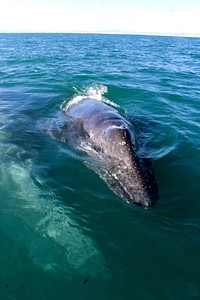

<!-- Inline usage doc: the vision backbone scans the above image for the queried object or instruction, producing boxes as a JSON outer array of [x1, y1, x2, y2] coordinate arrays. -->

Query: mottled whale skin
[[60, 98, 158, 207]]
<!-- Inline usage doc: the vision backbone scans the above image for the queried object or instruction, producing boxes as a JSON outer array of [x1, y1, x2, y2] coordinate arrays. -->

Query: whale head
[[97, 124, 158, 207]]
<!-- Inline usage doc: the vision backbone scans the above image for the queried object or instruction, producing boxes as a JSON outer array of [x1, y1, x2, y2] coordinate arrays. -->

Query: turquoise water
[[0, 33, 200, 299]]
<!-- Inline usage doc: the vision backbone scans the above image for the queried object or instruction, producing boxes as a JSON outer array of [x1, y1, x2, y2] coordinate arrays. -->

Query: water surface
[[0, 33, 200, 299]]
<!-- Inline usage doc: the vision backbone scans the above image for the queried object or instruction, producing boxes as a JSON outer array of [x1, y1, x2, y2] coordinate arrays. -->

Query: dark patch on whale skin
[[61, 98, 158, 207]]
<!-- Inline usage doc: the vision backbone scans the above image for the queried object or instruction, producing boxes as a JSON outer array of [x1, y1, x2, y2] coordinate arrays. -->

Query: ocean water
[[0, 33, 200, 300]]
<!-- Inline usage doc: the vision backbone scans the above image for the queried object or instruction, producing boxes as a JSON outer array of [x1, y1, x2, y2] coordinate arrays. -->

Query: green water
[[0, 33, 200, 299]]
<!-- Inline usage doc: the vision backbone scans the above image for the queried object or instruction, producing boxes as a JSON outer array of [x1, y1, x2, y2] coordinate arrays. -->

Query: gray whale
[[57, 98, 158, 207]]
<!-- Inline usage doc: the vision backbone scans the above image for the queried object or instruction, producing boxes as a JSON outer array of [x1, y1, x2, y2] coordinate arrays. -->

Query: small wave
[[61, 84, 119, 112]]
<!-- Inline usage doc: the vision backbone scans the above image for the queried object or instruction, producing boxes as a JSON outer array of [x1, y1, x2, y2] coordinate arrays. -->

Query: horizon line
[[0, 31, 200, 38]]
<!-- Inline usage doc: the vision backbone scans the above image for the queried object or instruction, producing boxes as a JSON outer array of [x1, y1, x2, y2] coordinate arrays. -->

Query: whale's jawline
[[86, 154, 158, 208]]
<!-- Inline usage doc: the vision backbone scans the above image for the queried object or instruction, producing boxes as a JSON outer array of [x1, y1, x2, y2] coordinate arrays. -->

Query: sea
[[0, 33, 200, 300]]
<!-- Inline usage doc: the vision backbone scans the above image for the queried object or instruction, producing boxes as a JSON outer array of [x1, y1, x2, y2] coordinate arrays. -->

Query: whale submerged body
[[55, 98, 158, 207]]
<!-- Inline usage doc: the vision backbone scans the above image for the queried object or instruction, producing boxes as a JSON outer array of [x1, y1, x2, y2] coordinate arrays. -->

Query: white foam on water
[[61, 84, 119, 112]]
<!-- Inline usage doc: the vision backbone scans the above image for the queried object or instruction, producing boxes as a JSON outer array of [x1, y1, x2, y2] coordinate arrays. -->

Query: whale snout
[[132, 186, 159, 207], [128, 162, 159, 207], [121, 178, 159, 207]]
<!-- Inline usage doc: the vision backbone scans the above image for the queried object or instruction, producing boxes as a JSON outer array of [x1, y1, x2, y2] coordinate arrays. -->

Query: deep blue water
[[0, 33, 200, 300]]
